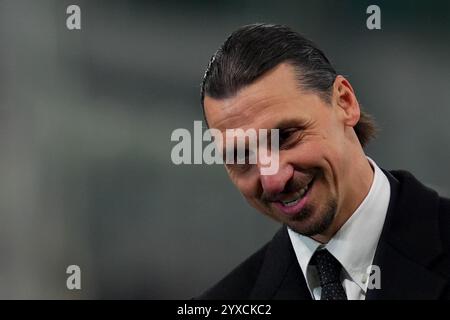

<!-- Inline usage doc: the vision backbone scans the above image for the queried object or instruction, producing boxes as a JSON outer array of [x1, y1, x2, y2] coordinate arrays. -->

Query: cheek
[[284, 140, 341, 190], [285, 141, 329, 167], [227, 171, 260, 199], [241, 182, 261, 201]]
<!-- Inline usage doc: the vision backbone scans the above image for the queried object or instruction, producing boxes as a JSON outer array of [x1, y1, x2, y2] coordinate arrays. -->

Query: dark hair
[[201, 23, 377, 147]]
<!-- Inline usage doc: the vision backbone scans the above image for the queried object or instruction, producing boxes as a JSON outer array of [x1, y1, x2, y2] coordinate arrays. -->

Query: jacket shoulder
[[197, 242, 270, 300], [439, 195, 450, 250], [390, 169, 450, 249]]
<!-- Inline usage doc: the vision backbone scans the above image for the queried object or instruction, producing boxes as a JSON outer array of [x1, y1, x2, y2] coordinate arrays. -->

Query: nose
[[259, 163, 294, 196]]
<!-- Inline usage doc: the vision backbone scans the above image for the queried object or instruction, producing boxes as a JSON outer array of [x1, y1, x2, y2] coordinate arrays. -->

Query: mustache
[[261, 171, 317, 202]]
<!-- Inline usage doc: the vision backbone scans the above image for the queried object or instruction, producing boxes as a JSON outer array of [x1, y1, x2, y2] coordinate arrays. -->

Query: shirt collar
[[288, 157, 391, 293]]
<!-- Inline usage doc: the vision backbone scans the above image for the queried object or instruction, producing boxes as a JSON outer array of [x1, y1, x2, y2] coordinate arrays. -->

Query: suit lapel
[[367, 170, 448, 299], [366, 240, 447, 299], [250, 226, 312, 300]]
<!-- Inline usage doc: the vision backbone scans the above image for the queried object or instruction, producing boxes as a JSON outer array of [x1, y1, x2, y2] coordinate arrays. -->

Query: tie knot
[[312, 249, 343, 286]]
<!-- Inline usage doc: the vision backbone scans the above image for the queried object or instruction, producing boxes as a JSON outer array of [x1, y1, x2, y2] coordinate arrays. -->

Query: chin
[[286, 200, 337, 237]]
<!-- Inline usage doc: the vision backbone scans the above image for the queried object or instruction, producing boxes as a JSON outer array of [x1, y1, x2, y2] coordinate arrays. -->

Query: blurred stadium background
[[0, 0, 449, 298]]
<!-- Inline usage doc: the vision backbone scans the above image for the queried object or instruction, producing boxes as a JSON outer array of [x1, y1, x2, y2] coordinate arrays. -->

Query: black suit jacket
[[199, 170, 450, 300]]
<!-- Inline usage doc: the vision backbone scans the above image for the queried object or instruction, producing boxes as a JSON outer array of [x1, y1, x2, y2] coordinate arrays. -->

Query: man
[[198, 24, 450, 300]]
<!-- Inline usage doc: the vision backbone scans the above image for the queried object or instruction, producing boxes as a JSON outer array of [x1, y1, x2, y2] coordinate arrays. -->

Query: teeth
[[299, 186, 307, 197], [281, 185, 309, 206], [282, 198, 300, 207]]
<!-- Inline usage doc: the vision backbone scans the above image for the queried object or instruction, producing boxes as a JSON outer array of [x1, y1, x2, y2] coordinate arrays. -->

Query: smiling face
[[204, 63, 373, 243]]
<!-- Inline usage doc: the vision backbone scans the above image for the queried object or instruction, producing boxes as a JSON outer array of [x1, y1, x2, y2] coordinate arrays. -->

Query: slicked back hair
[[201, 23, 377, 147]]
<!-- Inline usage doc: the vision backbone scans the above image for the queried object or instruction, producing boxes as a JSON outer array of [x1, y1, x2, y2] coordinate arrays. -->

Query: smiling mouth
[[280, 178, 314, 204], [279, 184, 310, 207], [272, 177, 315, 215]]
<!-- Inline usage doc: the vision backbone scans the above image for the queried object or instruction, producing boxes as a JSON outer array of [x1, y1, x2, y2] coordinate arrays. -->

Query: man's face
[[204, 63, 361, 239]]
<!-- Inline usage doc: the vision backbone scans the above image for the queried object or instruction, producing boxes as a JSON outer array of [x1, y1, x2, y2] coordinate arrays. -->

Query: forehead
[[204, 63, 324, 131]]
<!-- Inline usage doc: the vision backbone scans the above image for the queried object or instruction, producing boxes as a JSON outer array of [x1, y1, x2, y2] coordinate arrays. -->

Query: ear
[[332, 75, 360, 127]]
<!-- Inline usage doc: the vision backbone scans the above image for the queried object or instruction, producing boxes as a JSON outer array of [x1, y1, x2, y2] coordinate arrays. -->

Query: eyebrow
[[272, 118, 311, 131]]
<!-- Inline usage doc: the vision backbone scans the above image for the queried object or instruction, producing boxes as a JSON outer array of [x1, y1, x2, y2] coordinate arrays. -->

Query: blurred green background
[[0, 0, 449, 298]]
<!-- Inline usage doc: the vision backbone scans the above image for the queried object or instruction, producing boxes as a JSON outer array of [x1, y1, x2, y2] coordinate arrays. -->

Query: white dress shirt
[[288, 157, 391, 300]]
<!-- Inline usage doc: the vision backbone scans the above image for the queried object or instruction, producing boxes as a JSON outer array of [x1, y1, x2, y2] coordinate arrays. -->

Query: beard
[[287, 197, 337, 237]]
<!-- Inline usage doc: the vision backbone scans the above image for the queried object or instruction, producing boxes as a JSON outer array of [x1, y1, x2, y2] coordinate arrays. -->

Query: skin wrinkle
[[204, 63, 373, 244]]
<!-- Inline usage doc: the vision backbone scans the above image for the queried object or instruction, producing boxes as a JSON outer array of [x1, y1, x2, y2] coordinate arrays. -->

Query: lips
[[273, 178, 314, 216], [279, 184, 310, 207]]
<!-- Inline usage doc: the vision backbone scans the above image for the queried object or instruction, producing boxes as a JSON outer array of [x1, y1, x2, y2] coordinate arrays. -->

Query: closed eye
[[279, 128, 304, 149]]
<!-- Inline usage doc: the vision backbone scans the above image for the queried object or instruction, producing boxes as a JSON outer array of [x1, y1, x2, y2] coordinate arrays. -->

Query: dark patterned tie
[[312, 249, 348, 300]]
